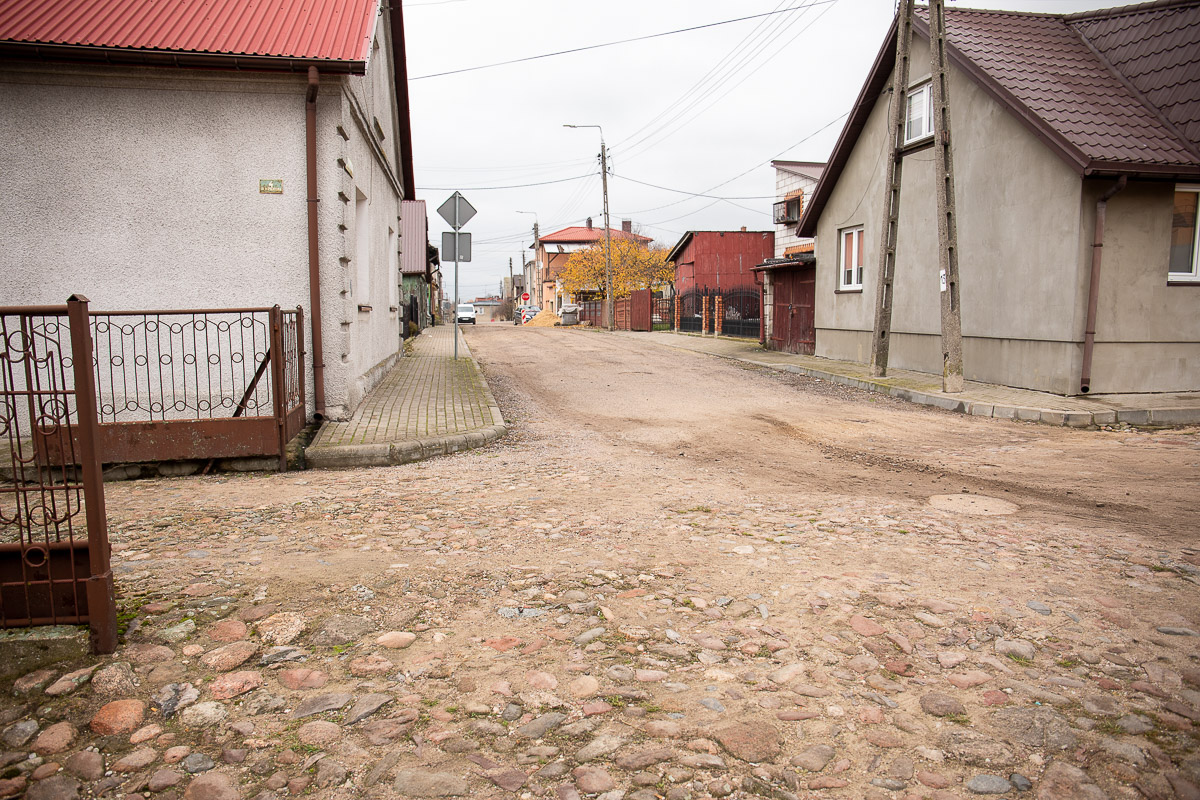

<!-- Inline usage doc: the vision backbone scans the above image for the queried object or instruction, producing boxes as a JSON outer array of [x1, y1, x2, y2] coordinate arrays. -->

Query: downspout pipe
[[306, 66, 327, 419], [1080, 175, 1127, 394]]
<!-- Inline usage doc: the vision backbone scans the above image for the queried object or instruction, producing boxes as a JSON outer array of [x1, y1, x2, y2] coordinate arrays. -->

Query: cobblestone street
[[2, 326, 1197, 800]]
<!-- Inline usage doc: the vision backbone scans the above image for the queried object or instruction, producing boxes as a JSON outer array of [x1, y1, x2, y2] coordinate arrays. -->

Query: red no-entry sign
[[521, 293, 530, 302]]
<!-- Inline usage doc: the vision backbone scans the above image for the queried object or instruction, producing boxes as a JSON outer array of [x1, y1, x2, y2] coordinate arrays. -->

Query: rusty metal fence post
[[66, 296, 117, 653], [269, 306, 288, 472]]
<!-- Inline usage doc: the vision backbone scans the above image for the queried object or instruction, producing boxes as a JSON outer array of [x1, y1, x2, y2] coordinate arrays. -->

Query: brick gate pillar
[[715, 295, 724, 337], [701, 295, 709, 334]]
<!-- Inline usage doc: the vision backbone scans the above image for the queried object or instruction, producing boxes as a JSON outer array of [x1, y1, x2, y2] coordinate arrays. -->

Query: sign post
[[437, 192, 477, 359], [521, 292, 530, 303]]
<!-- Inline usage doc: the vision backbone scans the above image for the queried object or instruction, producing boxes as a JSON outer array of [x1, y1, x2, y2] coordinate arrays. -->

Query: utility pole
[[929, 0, 964, 392], [599, 141, 614, 331], [508, 257, 514, 307], [564, 124, 613, 330], [870, 0, 914, 378]]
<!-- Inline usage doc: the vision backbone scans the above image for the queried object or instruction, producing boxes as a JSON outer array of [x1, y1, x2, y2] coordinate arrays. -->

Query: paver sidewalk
[[612, 330, 1200, 427], [305, 324, 505, 468]]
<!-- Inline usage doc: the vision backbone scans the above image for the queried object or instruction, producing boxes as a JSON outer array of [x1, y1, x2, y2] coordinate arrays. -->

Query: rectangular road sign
[[441, 231, 472, 262]]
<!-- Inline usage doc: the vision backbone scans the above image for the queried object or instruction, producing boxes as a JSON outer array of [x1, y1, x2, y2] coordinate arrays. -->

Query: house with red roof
[[533, 218, 652, 311], [797, 0, 1200, 396], [0, 0, 418, 420]]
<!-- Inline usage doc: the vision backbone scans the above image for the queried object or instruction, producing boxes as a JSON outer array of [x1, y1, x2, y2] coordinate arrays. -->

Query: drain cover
[[928, 494, 1019, 515]]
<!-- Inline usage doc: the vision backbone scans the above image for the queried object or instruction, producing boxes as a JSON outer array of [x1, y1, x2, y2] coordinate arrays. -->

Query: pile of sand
[[523, 309, 560, 327]]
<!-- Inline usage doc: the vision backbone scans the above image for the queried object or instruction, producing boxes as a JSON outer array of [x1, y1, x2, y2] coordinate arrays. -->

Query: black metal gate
[[653, 297, 673, 330], [1, 296, 117, 653], [677, 291, 704, 333], [721, 287, 761, 339]]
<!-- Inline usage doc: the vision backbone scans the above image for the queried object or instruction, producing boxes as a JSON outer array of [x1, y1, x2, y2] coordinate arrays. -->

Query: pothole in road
[[928, 493, 1020, 515]]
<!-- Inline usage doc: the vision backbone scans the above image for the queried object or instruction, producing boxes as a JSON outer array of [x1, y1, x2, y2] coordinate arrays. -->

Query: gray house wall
[[809, 34, 1200, 395], [0, 15, 408, 419]]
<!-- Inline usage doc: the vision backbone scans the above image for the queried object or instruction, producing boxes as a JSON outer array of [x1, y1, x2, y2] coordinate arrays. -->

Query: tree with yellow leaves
[[558, 239, 674, 298]]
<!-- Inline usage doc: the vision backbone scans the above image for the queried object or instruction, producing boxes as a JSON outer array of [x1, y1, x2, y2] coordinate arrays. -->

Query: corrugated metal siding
[[400, 200, 427, 276], [674, 231, 775, 295], [0, 0, 377, 63]]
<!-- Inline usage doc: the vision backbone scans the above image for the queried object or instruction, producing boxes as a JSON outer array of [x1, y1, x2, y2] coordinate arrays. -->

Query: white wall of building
[[0, 20, 410, 420]]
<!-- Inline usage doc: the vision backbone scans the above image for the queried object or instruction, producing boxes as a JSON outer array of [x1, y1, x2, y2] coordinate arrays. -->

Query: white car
[[456, 304, 477, 324]]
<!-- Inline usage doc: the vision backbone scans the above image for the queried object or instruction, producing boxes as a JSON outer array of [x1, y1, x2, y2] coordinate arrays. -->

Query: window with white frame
[[905, 82, 933, 144], [1170, 185, 1199, 282], [839, 226, 864, 290]]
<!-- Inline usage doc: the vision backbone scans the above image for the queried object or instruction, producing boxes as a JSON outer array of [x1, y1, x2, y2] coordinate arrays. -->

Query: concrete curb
[[647, 336, 1200, 428], [304, 353, 508, 470]]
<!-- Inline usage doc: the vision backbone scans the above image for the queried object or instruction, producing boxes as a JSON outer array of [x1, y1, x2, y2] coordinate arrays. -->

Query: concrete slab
[[0, 626, 89, 683]]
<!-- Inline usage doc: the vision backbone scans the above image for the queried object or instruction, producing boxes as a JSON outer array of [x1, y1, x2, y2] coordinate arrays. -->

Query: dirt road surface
[[2, 324, 1197, 800]]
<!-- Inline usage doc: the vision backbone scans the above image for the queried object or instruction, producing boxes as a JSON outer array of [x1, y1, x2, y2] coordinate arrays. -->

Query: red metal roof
[[539, 226, 653, 245], [0, 0, 378, 65]]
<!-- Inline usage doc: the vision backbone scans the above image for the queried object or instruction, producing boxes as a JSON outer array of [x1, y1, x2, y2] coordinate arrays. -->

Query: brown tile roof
[[799, 0, 1200, 237], [1070, 1, 1200, 147], [935, 3, 1199, 169]]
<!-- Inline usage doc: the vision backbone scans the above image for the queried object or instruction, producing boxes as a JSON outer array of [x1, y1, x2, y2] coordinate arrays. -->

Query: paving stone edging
[[304, 359, 507, 470], [745, 360, 1200, 427]]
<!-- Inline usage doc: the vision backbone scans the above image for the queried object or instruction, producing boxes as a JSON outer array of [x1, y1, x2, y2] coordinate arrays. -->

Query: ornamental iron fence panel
[[0, 296, 117, 652], [36, 306, 307, 470], [677, 290, 704, 333], [720, 286, 762, 339], [652, 297, 674, 330]]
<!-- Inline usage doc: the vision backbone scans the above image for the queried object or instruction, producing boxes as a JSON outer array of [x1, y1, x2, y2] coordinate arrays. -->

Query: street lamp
[[564, 124, 613, 331], [516, 210, 538, 308]]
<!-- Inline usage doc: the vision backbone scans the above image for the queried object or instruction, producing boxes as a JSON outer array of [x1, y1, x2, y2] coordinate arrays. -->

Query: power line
[[613, 173, 775, 201], [617, 0, 839, 167], [410, 1, 838, 80], [417, 173, 592, 191]]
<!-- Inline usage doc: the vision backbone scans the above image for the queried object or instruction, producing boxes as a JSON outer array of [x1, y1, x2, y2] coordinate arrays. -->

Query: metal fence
[[579, 300, 604, 327], [653, 298, 674, 331], [2, 299, 307, 650], [677, 291, 704, 332], [1, 297, 116, 652], [721, 287, 762, 339], [75, 306, 306, 469]]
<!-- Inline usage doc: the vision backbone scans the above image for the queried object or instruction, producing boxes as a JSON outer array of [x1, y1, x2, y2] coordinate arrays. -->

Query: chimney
[[741, 226, 747, 232], [622, 220, 632, 233], [586, 217, 593, 229]]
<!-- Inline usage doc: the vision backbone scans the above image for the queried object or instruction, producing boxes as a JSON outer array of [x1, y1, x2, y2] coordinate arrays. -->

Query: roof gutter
[[389, 1, 416, 199], [306, 66, 327, 419], [0, 42, 365, 73], [1080, 175, 1127, 395]]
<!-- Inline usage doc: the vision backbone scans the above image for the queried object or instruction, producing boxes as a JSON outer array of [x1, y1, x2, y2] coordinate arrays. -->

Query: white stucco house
[[0, 0, 418, 421]]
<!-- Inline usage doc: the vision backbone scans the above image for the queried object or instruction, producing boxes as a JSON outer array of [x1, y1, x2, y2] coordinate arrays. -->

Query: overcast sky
[[403, 0, 1122, 300]]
